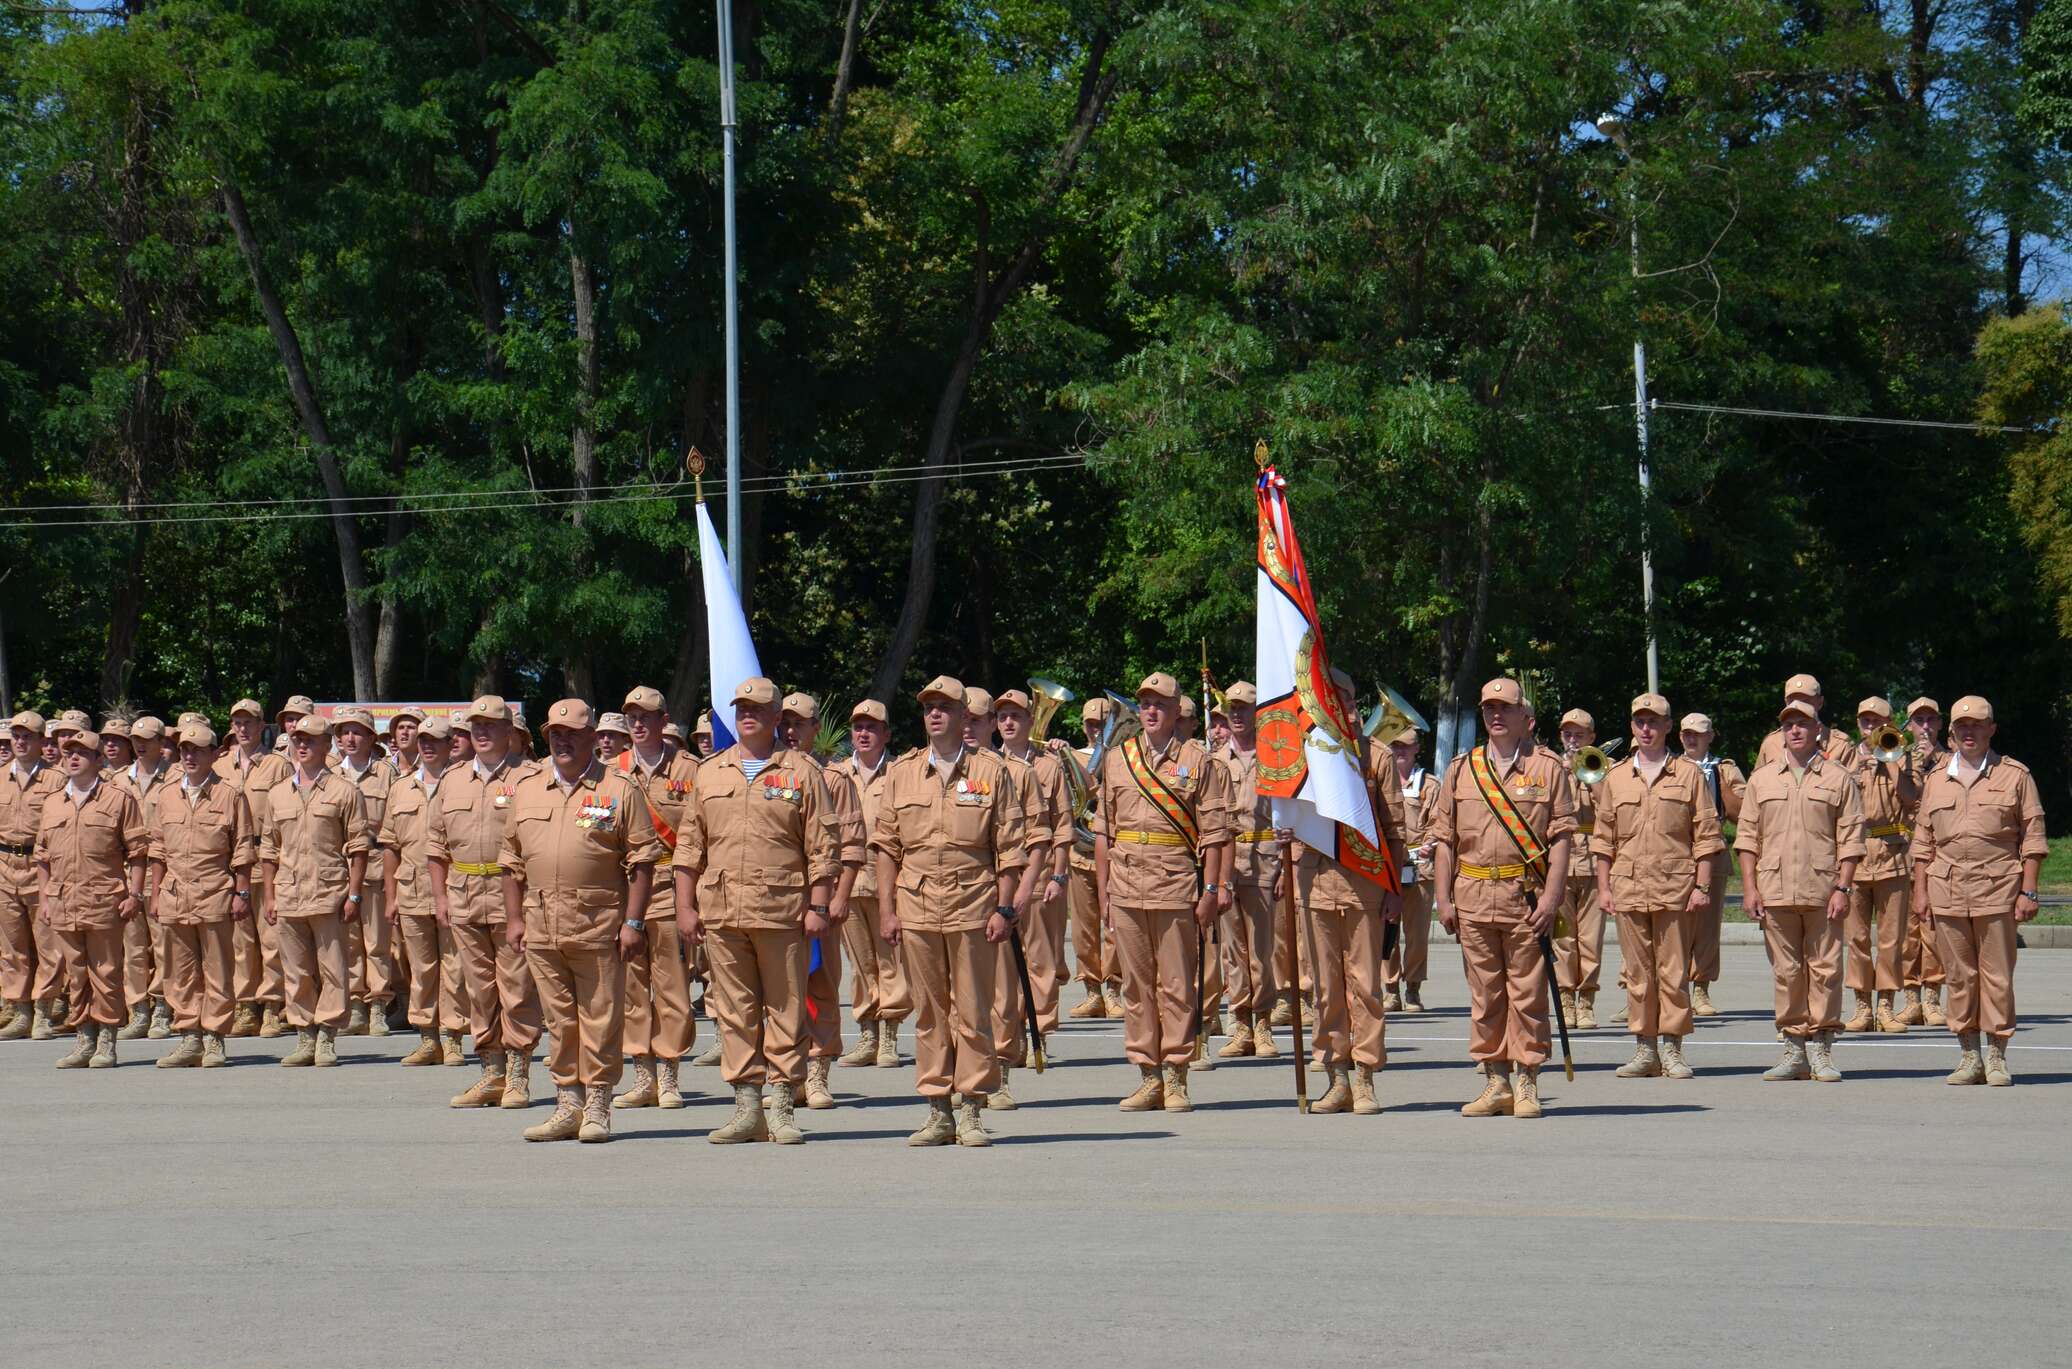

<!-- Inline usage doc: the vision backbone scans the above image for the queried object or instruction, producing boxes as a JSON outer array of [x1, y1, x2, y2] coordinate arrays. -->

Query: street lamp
[[1596, 113, 1660, 697]]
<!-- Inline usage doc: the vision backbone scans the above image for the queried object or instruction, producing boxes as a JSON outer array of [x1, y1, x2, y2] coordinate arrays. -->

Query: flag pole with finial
[[1256, 439, 1309, 1111]]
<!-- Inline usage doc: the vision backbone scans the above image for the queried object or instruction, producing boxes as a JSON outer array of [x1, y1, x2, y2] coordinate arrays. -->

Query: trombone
[[1568, 737, 1623, 786], [1866, 724, 1908, 764]]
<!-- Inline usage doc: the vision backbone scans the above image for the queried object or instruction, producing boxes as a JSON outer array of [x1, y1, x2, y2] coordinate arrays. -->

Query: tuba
[[1027, 677, 1074, 742], [1069, 691, 1142, 856], [1571, 745, 1613, 786], [1867, 724, 1908, 764]]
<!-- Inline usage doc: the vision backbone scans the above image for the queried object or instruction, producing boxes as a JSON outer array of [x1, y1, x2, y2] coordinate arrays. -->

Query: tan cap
[[1907, 696, 1940, 718], [781, 691, 821, 721], [8, 710, 45, 733], [175, 722, 218, 748], [850, 699, 889, 724], [1558, 708, 1594, 731], [1225, 681, 1258, 706], [448, 711, 472, 730], [1386, 726, 1419, 747], [56, 709, 91, 732], [62, 730, 101, 754], [417, 716, 453, 742], [1778, 699, 1820, 724], [1082, 696, 1112, 723], [1136, 672, 1180, 700], [229, 698, 265, 720], [176, 712, 209, 729], [544, 698, 594, 732], [1783, 673, 1822, 700], [1678, 712, 1714, 735], [694, 710, 713, 737], [130, 716, 165, 740], [275, 694, 315, 723], [993, 689, 1032, 712], [1178, 695, 1199, 719], [333, 705, 377, 735], [729, 677, 775, 707], [1479, 678, 1523, 705], [99, 718, 131, 739], [662, 723, 685, 744], [387, 705, 425, 725], [1854, 696, 1892, 721], [1630, 692, 1671, 719], [622, 685, 666, 713], [1949, 695, 1993, 723], [917, 675, 964, 705], [288, 714, 331, 739], [962, 687, 994, 717], [466, 695, 512, 724], [594, 711, 631, 737]]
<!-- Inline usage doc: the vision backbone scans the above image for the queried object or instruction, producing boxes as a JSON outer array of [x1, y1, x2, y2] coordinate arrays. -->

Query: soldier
[[97, 720, 155, 1040], [1736, 699, 1865, 1081], [1677, 714, 1744, 1018], [831, 700, 909, 1069], [1843, 698, 1922, 1034], [671, 677, 839, 1145], [692, 711, 716, 760], [380, 715, 467, 1066], [427, 696, 543, 1109], [994, 689, 1072, 1066], [1295, 672, 1406, 1115], [38, 730, 149, 1068], [1065, 697, 1121, 1020], [779, 691, 866, 1111], [1592, 693, 1723, 1081], [332, 707, 399, 1037], [610, 685, 700, 1111], [144, 723, 256, 1068], [1214, 682, 1281, 1058], [979, 687, 1064, 1099], [498, 699, 663, 1143], [1550, 709, 1604, 1031], [387, 707, 424, 774], [1093, 672, 1233, 1113], [1385, 722, 1437, 1016], [1901, 697, 1950, 1026], [257, 715, 369, 1068], [872, 676, 1026, 1145], [2, 712, 65, 1042], [1755, 674, 1856, 769], [119, 717, 178, 1039], [1430, 678, 1576, 1119], [594, 713, 630, 763], [216, 698, 291, 1037], [1912, 696, 2047, 1086]]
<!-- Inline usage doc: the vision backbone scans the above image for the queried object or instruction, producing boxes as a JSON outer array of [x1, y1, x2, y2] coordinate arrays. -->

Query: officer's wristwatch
[[2018, 890, 2040, 903], [809, 903, 831, 916], [1832, 884, 1853, 896], [624, 917, 646, 931], [996, 904, 1018, 923], [346, 892, 363, 905]]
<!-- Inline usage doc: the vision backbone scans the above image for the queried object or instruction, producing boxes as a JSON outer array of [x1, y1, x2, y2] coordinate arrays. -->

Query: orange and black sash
[[615, 751, 679, 851], [1467, 745, 1549, 890], [1121, 734, 1201, 873]]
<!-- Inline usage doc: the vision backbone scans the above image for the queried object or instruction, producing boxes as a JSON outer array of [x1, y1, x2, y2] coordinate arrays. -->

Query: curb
[[1426, 923, 2072, 949]]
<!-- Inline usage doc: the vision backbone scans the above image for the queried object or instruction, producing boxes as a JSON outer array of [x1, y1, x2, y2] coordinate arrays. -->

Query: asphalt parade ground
[[4, 941, 2068, 1368]]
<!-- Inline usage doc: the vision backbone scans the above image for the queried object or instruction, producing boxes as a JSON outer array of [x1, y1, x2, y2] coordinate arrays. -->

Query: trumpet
[[1027, 676, 1075, 743], [1572, 745, 1613, 786], [1867, 724, 1908, 764]]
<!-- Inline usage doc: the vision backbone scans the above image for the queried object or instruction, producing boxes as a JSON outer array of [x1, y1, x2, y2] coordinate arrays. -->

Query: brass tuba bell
[[1027, 677, 1074, 743], [1867, 724, 1908, 764]]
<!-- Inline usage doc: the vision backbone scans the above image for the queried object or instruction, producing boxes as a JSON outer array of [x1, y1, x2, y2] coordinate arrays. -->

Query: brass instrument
[[1362, 683, 1429, 741], [1572, 744, 1613, 787], [1071, 691, 1141, 856], [1027, 677, 1074, 742], [1867, 724, 1908, 764]]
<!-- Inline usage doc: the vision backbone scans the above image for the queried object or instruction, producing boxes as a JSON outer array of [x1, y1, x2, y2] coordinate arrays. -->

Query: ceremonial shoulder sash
[[616, 751, 679, 851], [1467, 746, 1549, 889], [1122, 735, 1200, 867]]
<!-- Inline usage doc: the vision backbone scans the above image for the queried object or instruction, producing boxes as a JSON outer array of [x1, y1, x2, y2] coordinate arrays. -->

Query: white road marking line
[[1050, 1027, 2071, 1052]]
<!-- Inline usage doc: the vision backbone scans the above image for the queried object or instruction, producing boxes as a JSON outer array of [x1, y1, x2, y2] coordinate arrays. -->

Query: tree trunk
[[102, 54, 162, 711], [562, 236, 600, 700], [100, 521, 147, 710], [824, 0, 864, 146], [220, 181, 378, 699], [667, 373, 712, 720]]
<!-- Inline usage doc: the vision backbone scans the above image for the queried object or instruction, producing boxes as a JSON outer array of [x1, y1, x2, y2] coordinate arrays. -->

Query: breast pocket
[[948, 794, 994, 845]]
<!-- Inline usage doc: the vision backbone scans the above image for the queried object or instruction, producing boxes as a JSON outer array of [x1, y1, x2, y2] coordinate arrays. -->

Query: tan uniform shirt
[[1847, 747, 1921, 883], [1001, 749, 1067, 858], [1734, 755, 1867, 908], [259, 769, 371, 919], [870, 746, 1027, 933], [148, 776, 258, 923], [1400, 765, 1439, 884], [214, 748, 290, 800], [335, 757, 395, 857], [425, 755, 536, 923], [1569, 764, 1597, 864], [2, 761, 65, 894], [615, 746, 700, 912], [377, 771, 440, 919], [1095, 736, 1233, 909], [831, 754, 893, 899], [1687, 755, 1746, 827], [1757, 725, 1855, 770], [1911, 754, 2048, 915], [672, 745, 840, 930], [498, 760, 664, 950], [1430, 742, 1577, 922], [1222, 745, 1282, 889], [36, 780, 148, 929], [1593, 754, 1726, 911]]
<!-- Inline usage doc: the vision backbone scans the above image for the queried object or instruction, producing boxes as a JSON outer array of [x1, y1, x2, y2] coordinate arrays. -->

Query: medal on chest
[[492, 784, 512, 811], [955, 776, 992, 806], [760, 772, 800, 803], [575, 792, 617, 830]]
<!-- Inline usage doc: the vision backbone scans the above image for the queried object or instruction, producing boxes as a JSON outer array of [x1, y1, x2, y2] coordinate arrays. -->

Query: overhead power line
[[1647, 399, 2043, 434]]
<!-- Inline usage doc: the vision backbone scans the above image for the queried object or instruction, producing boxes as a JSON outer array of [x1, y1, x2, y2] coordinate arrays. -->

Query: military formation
[[0, 667, 2048, 1143]]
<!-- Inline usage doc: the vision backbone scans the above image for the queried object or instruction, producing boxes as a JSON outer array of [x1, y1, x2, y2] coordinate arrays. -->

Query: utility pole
[[717, 0, 743, 591], [1597, 113, 1660, 696]]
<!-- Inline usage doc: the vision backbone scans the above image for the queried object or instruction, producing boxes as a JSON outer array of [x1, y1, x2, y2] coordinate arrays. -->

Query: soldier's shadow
[[1525, 1102, 1711, 1117]]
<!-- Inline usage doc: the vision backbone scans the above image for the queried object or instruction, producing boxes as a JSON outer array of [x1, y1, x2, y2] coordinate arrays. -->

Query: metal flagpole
[[1597, 112, 1659, 697], [717, 0, 743, 591]]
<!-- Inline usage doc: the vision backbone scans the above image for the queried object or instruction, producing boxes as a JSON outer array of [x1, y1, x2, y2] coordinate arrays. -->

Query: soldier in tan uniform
[[331, 707, 399, 1036], [216, 698, 291, 1037], [995, 688, 1073, 1059], [1736, 699, 1866, 1082], [145, 723, 257, 1068], [1214, 682, 1283, 1058], [427, 695, 543, 1108], [671, 676, 839, 1145], [1065, 697, 1121, 1019], [609, 685, 700, 1111], [974, 686, 1050, 1099], [872, 676, 1026, 1145], [1550, 709, 1604, 1030], [1677, 713, 1744, 1017], [832, 700, 909, 1070], [1593, 693, 1723, 1081], [498, 699, 663, 1142], [1901, 697, 1951, 1025], [781, 691, 866, 1111], [1842, 697, 1922, 1034], [1431, 678, 1576, 1118], [380, 715, 468, 1065], [386, 707, 424, 774], [38, 730, 149, 1068], [0, 712, 65, 1040], [1384, 724, 1437, 1017], [692, 711, 716, 759], [594, 713, 630, 764], [116, 717, 178, 1039], [1911, 696, 2047, 1086], [1755, 674, 1857, 769], [1094, 671, 1233, 1113]]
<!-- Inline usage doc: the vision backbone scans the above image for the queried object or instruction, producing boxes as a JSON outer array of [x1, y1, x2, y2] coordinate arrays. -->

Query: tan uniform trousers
[[1200, 912, 1225, 1024], [1551, 876, 1602, 994], [990, 932, 1029, 1066], [276, 913, 350, 1030], [1618, 907, 1696, 1039], [528, 942, 626, 1088], [396, 915, 467, 1033], [1905, 908, 1946, 989], [344, 886, 399, 1006], [1023, 881, 1067, 1034], [1762, 907, 1842, 1036], [1110, 904, 1201, 1067], [705, 926, 807, 1088], [159, 920, 236, 1035], [1386, 880, 1432, 989], [1300, 875, 1386, 1070], [57, 924, 126, 1027], [1690, 851, 1730, 986], [451, 918, 542, 1053], [1932, 913, 2017, 1038], [231, 912, 284, 1006], [842, 895, 910, 1025], [623, 918, 695, 1061], [122, 913, 155, 1009], [1273, 889, 1315, 998], [0, 875, 40, 1002], [32, 913, 67, 1003], [1221, 884, 1277, 1022], [1458, 917, 1549, 1067], [1068, 862, 1116, 989], [804, 927, 846, 1059], [1844, 878, 1908, 994], [900, 927, 999, 1099]]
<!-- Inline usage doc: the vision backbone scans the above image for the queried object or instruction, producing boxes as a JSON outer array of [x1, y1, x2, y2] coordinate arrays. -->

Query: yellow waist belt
[[450, 861, 503, 877], [1236, 829, 1275, 842], [1114, 830, 1188, 847], [1457, 862, 1528, 880], [1868, 823, 1910, 839], [1574, 822, 1596, 835]]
